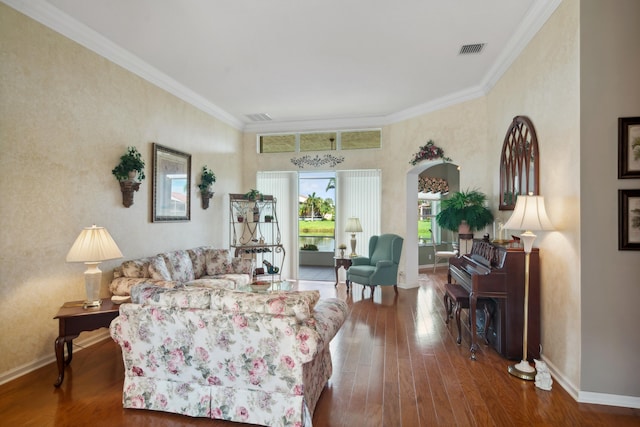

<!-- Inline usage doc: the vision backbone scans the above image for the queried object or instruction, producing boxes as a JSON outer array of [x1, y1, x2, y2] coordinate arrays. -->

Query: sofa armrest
[[375, 260, 393, 268], [302, 298, 348, 352], [351, 257, 371, 266]]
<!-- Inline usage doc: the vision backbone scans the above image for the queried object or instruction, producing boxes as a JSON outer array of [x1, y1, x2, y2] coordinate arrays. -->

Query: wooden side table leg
[[54, 337, 66, 387], [334, 265, 340, 287], [65, 340, 73, 364]]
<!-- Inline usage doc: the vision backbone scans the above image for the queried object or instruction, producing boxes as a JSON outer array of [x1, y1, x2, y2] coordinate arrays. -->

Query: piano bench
[[444, 283, 493, 345]]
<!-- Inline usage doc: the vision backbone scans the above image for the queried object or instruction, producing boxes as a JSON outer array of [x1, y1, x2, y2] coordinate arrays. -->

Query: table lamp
[[345, 217, 362, 257], [503, 195, 553, 380], [66, 225, 123, 308]]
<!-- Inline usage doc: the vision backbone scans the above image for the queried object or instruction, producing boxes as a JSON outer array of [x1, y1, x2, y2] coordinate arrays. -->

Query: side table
[[53, 299, 120, 387], [334, 257, 352, 292]]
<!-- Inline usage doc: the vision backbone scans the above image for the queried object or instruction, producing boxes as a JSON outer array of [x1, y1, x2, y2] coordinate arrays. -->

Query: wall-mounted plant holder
[[112, 146, 145, 208], [197, 165, 216, 210], [120, 180, 141, 208], [201, 191, 214, 209]]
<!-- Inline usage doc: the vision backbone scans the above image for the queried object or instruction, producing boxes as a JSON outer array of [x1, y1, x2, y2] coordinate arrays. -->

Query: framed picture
[[618, 116, 640, 178], [152, 143, 191, 222], [618, 189, 640, 250]]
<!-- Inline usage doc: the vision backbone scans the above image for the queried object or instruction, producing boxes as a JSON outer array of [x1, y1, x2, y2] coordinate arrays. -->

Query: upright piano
[[448, 239, 540, 361]]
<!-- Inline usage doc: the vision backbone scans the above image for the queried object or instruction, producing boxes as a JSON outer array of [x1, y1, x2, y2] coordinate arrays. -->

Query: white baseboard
[[578, 391, 640, 409], [0, 331, 111, 386], [542, 355, 640, 409]]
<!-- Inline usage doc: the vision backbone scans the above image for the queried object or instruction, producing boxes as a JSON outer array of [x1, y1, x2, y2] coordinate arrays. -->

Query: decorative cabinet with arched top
[[499, 116, 540, 210]]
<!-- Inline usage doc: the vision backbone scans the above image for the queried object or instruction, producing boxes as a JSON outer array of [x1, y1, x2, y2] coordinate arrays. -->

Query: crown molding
[[480, 0, 563, 92], [2, 0, 244, 130], [3, 0, 561, 134]]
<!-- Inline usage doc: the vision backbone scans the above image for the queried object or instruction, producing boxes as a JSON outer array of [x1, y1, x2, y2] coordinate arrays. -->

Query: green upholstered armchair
[[346, 234, 404, 295]]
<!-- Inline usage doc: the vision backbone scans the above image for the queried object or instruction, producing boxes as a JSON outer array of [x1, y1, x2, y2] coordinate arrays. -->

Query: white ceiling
[[5, 0, 561, 132]]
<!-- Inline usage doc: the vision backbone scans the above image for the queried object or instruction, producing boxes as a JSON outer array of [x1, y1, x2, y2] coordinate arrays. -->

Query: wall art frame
[[618, 189, 640, 250], [618, 116, 640, 179], [152, 143, 191, 222]]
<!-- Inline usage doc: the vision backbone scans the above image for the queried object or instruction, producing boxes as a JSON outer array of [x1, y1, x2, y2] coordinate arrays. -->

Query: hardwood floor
[[1, 270, 638, 426]]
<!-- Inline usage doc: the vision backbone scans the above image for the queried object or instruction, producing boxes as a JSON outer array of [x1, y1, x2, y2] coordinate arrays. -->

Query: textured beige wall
[[580, 0, 640, 397], [0, 4, 243, 377], [487, 0, 581, 390]]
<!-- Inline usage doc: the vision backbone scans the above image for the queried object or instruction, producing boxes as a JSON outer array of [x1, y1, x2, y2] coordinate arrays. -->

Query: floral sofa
[[109, 246, 253, 296], [109, 284, 349, 426]]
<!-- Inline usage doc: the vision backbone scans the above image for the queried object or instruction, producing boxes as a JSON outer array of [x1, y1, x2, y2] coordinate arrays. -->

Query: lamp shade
[[345, 217, 363, 233], [66, 225, 123, 262], [503, 195, 554, 232]]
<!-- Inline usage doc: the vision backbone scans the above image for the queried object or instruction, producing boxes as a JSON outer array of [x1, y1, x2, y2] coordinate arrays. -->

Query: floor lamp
[[503, 195, 553, 380]]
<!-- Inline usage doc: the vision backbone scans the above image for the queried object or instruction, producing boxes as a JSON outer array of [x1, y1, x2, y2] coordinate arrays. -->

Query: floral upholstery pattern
[[204, 249, 232, 276], [209, 288, 321, 321], [110, 287, 348, 426], [161, 250, 196, 283], [111, 278, 177, 297], [109, 247, 254, 296], [187, 246, 208, 278], [149, 255, 172, 280]]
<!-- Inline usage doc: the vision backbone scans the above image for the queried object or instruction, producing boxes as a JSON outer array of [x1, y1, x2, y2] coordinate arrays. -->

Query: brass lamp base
[[508, 360, 536, 381]]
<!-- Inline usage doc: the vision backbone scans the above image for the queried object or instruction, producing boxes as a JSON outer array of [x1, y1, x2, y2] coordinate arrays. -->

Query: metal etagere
[[229, 193, 285, 280]]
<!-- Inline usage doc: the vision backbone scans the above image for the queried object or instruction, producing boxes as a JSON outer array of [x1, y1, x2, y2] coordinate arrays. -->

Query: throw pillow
[[161, 250, 195, 282], [148, 255, 172, 281], [120, 257, 153, 278], [187, 246, 209, 278], [204, 249, 231, 276]]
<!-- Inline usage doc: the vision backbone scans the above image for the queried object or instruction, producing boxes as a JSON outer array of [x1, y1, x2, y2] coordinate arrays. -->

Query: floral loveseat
[[109, 284, 348, 426], [109, 246, 253, 296]]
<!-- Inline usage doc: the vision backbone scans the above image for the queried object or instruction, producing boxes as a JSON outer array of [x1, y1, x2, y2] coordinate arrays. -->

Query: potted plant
[[234, 205, 246, 222], [197, 165, 216, 193], [112, 146, 145, 182], [264, 215, 274, 223], [197, 166, 216, 209], [112, 146, 145, 207], [244, 189, 264, 201], [436, 189, 494, 235]]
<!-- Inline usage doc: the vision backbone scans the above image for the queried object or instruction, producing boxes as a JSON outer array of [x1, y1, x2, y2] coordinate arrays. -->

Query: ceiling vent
[[246, 113, 272, 122], [459, 43, 486, 55]]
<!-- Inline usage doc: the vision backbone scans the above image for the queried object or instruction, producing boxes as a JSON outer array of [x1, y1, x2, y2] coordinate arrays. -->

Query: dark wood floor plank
[[1, 275, 639, 426]]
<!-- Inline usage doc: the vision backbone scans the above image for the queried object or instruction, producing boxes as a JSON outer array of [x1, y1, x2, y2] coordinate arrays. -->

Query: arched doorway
[[404, 161, 459, 288]]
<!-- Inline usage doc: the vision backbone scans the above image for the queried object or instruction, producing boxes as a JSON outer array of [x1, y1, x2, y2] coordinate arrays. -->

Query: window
[[258, 129, 380, 153], [341, 130, 381, 150], [300, 133, 337, 152], [259, 134, 296, 153]]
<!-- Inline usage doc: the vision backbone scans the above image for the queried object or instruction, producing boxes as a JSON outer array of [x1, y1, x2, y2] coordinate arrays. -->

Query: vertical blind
[[336, 170, 381, 257], [257, 171, 297, 279]]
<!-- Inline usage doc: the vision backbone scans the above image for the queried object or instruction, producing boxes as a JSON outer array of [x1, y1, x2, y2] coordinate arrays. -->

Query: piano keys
[[448, 239, 540, 361]]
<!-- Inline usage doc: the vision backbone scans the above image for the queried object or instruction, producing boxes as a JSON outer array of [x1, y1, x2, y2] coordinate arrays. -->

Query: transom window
[[258, 129, 381, 153]]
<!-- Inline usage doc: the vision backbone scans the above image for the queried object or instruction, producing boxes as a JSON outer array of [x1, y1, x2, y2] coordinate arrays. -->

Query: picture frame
[[618, 116, 640, 179], [152, 143, 191, 222], [618, 189, 640, 250]]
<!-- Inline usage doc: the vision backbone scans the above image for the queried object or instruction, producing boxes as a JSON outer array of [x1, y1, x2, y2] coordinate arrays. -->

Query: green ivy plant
[[112, 146, 145, 181], [197, 165, 216, 193], [436, 189, 494, 232]]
